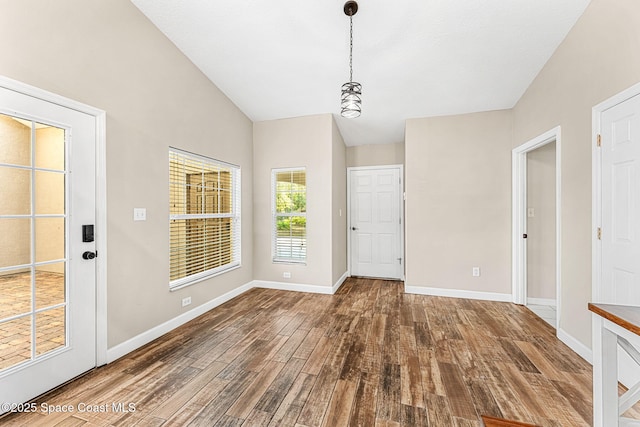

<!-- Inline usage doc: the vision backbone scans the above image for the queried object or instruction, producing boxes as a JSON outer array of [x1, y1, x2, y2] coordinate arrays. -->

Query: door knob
[[351, 227, 357, 231], [82, 251, 97, 260]]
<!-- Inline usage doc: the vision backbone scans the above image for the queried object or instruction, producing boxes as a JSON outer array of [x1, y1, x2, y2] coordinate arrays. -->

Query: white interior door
[[0, 86, 96, 408], [349, 167, 403, 280], [600, 93, 640, 305]]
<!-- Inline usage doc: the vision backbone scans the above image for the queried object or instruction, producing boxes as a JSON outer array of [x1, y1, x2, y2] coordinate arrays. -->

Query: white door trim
[[592, 81, 640, 304], [347, 164, 404, 280], [512, 127, 562, 330], [0, 75, 108, 366]]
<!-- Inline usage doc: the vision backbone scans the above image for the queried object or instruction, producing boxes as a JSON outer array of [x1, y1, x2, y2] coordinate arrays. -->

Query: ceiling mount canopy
[[340, 0, 361, 119], [343, 1, 358, 16]]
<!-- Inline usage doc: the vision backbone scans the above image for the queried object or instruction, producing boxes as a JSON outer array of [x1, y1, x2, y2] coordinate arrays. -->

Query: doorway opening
[[512, 127, 561, 330]]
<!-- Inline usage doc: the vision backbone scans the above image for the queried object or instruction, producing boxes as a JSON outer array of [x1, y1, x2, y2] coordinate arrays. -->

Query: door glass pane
[[36, 307, 65, 356], [0, 113, 31, 167], [0, 113, 68, 374], [0, 218, 31, 268], [36, 264, 65, 310], [35, 171, 64, 215], [0, 269, 31, 319], [0, 167, 31, 215], [35, 218, 65, 263], [0, 316, 31, 371], [34, 124, 64, 171]]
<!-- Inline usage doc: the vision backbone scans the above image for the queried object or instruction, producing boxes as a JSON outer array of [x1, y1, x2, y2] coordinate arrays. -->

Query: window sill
[[272, 259, 307, 265], [169, 264, 241, 292]]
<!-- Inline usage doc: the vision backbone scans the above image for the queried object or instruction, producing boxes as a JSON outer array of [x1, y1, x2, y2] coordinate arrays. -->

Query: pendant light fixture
[[340, 1, 361, 118]]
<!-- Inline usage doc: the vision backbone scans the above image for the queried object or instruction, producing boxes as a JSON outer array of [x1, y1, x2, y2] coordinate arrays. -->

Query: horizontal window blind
[[169, 149, 241, 288], [272, 168, 306, 263]]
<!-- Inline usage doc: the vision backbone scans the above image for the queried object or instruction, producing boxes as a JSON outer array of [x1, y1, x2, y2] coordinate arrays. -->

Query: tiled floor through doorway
[[527, 304, 557, 328], [0, 271, 65, 370]]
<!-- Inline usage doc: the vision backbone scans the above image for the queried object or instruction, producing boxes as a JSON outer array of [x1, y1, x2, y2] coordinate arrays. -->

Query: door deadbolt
[[82, 251, 97, 260]]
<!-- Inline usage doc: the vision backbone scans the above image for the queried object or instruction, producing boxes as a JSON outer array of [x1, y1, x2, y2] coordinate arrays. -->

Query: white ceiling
[[131, 0, 591, 146]]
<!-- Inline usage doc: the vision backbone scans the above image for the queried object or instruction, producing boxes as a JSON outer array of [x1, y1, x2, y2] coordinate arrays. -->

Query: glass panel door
[[0, 113, 67, 372]]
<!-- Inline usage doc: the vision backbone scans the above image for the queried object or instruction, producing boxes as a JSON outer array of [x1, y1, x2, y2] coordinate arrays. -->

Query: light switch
[[133, 208, 147, 221]]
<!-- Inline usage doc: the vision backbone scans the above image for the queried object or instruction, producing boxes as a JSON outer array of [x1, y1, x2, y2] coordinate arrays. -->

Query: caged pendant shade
[[340, 1, 361, 119]]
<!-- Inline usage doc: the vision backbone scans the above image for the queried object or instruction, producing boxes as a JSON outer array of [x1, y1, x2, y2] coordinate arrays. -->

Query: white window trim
[[169, 147, 241, 290], [272, 167, 307, 264]]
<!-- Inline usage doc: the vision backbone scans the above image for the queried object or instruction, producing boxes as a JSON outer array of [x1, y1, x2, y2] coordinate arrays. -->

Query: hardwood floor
[[0, 278, 635, 426]]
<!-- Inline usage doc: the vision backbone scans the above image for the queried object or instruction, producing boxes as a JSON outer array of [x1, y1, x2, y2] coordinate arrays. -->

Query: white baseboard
[[332, 272, 349, 293], [106, 281, 253, 363], [252, 280, 335, 295], [404, 285, 512, 302], [557, 327, 593, 364], [527, 297, 557, 307]]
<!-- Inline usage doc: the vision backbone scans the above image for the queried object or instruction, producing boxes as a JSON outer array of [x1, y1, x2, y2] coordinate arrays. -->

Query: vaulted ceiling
[[131, 0, 591, 146]]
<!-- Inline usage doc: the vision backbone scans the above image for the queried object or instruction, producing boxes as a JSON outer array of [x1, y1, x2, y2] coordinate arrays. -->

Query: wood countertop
[[589, 303, 640, 337]]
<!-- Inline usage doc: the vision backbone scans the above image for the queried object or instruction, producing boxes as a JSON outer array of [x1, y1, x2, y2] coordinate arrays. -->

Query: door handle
[[82, 251, 97, 260], [351, 227, 357, 231]]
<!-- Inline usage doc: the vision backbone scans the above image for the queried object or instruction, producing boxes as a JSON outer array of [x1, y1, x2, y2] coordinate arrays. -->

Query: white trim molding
[[0, 75, 109, 367], [252, 280, 335, 295], [527, 298, 557, 307], [404, 285, 511, 302], [106, 281, 253, 363], [558, 327, 593, 364], [591, 82, 640, 405], [333, 271, 349, 293], [511, 126, 562, 333], [592, 81, 640, 304]]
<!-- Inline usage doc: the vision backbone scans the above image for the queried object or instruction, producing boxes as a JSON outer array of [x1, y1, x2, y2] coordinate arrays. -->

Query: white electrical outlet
[[182, 296, 191, 307], [283, 272, 291, 279], [472, 267, 480, 277]]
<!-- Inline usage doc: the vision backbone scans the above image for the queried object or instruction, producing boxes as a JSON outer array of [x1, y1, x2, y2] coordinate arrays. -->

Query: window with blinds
[[272, 168, 306, 263], [169, 148, 241, 289]]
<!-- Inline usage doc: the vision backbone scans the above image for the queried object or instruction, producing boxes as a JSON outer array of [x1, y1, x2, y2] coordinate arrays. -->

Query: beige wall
[[513, 0, 640, 347], [0, 116, 30, 271], [2, 0, 636, 359], [527, 142, 556, 300], [331, 119, 347, 284], [253, 114, 341, 288], [346, 142, 405, 167], [35, 127, 65, 274], [0, 120, 65, 275], [0, 0, 254, 348], [405, 110, 512, 295]]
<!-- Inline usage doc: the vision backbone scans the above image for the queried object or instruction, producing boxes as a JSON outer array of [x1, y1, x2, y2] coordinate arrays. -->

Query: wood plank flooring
[[1, 278, 636, 426]]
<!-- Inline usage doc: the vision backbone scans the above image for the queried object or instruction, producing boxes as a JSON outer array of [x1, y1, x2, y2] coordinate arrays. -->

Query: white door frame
[[592, 81, 640, 303], [591, 82, 640, 421], [0, 76, 108, 366], [347, 165, 404, 280], [512, 127, 562, 328]]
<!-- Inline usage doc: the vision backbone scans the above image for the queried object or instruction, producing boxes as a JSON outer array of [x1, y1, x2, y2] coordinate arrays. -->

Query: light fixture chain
[[349, 14, 353, 82]]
